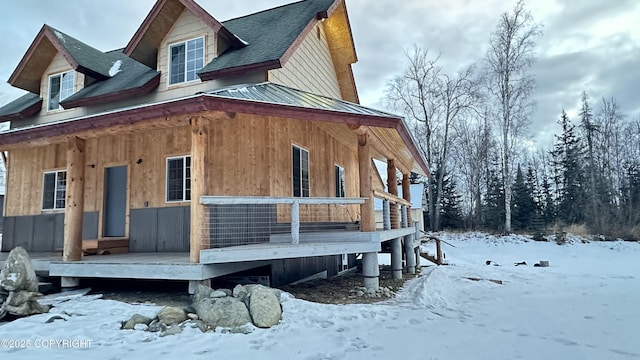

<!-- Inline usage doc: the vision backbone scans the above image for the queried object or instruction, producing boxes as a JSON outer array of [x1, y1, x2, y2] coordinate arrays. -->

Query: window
[[166, 156, 191, 202], [292, 145, 310, 197], [334, 164, 345, 197], [48, 71, 75, 110], [42, 171, 67, 210], [169, 37, 204, 85]]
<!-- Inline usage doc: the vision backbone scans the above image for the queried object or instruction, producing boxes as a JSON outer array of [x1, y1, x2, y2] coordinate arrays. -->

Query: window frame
[[42, 170, 67, 211], [292, 144, 310, 198], [334, 164, 346, 198], [166, 155, 191, 203], [168, 36, 205, 86], [47, 71, 75, 111]]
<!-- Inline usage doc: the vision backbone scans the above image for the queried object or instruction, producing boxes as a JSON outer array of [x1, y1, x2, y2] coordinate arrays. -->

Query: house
[[0, 0, 429, 291]]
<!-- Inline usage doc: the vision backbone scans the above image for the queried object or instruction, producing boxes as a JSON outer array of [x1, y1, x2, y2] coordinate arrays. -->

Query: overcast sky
[[1, 0, 639, 148]]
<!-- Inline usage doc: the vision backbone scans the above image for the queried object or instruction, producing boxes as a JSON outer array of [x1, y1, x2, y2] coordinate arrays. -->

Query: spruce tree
[[512, 165, 535, 231]]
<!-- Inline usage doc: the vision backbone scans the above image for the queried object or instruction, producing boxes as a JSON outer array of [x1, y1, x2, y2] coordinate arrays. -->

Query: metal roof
[[208, 82, 401, 119]]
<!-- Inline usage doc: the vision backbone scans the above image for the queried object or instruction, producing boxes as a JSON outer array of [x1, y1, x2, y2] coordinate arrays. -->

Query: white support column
[[390, 203, 403, 280], [291, 200, 300, 245], [404, 214, 416, 274], [362, 252, 379, 290]]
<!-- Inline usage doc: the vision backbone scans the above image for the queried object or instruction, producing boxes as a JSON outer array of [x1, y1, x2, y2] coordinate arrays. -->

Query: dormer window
[[48, 71, 75, 111], [169, 37, 204, 85]]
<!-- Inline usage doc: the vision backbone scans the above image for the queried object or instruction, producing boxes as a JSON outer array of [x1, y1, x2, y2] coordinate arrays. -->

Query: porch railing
[[199, 197, 365, 249]]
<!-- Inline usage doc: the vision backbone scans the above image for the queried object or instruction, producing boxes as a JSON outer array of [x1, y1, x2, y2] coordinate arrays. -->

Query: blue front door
[[103, 166, 127, 237]]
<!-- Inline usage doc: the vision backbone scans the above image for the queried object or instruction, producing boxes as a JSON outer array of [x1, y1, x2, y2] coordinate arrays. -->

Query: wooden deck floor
[[0, 252, 267, 281]]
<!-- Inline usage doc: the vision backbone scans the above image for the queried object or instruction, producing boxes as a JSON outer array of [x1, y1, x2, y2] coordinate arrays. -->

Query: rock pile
[[0, 247, 50, 320], [122, 283, 283, 336], [348, 286, 395, 299]]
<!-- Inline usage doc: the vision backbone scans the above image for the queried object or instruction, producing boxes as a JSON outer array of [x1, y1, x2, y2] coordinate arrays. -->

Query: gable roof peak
[[124, 0, 245, 69], [8, 25, 118, 94]]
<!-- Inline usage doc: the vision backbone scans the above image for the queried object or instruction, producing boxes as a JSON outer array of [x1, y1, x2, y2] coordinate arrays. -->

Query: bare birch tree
[[485, 0, 541, 232], [386, 46, 480, 230]]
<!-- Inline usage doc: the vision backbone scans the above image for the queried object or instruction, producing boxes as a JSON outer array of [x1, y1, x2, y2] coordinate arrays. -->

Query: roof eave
[[0, 98, 43, 122], [60, 73, 161, 109], [0, 93, 397, 148], [198, 59, 280, 81]]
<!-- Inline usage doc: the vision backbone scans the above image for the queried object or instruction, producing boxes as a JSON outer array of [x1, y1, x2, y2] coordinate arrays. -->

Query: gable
[[269, 23, 341, 99], [157, 8, 217, 89], [8, 25, 114, 94], [124, 0, 244, 69]]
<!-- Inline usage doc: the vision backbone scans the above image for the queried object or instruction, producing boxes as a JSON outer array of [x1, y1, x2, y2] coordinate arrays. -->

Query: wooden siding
[[158, 8, 216, 92], [5, 113, 361, 224], [268, 24, 341, 99]]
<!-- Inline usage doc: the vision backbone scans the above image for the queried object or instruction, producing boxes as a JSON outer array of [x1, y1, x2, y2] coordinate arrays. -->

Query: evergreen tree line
[[426, 92, 640, 240]]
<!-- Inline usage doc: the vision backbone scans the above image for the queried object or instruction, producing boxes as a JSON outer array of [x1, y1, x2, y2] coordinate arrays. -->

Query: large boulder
[[157, 306, 187, 326], [0, 247, 38, 292], [195, 297, 251, 328], [247, 285, 282, 328]]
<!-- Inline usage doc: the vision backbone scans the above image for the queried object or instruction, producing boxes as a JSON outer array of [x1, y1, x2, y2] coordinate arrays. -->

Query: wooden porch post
[[387, 160, 399, 229], [388, 159, 402, 280], [358, 133, 378, 290], [402, 173, 416, 274], [358, 133, 375, 232], [402, 174, 412, 225], [63, 137, 86, 263], [190, 117, 210, 263]]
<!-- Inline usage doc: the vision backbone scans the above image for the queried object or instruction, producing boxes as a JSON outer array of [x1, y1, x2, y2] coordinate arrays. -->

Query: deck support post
[[190, 117, 210, 263], [63, 136, 85, 263], [362, 252, 379, 291], [188, 279, 211, 294], [414, 221, 421, 270], [382, 200, 390, 230], [358, 133, 378, 290]]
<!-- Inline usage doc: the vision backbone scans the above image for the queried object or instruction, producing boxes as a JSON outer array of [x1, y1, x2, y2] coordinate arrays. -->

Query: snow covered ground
[[1, 232, 639, 359]]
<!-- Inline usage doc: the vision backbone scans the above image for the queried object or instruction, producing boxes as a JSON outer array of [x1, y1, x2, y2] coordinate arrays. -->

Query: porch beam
[[63, 136, 86, 262], [190, 116, 210, 263]]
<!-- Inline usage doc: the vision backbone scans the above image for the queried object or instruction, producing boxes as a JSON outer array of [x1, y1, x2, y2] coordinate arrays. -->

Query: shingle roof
[[61, 49, 160, 108], [46, 25, 114, 80], [0, 93, 42, 120], [198, 0, 335, 79], [209, 82, 399, 119]]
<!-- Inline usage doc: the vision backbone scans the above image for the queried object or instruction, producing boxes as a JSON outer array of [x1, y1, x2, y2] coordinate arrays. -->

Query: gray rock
[[45, 315, 67, 324], [232, 284, 248, 300], [160, 325, 183, 337], [122, 313, 155, 330], [2, 290, 50, 316], [195, 297, 251, 329], [157, 306, 187, 326], [0, 247, 38, 292], [187, 313, 199, 320], [134, 323, 148, 331], [147, 319, 166, 333], [192, 284, 213, 305], [210, 290, 227, 298], [248, 286, 282, 328], [183, 304, 196, 314], [190, 319, 209, 333], [220, 289, 233, 297]]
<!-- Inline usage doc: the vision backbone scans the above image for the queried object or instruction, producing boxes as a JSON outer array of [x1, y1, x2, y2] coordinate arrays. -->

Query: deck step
[[83, 238, 129, 255]]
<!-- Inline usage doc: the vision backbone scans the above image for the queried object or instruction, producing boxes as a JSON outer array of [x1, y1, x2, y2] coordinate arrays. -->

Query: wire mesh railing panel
[[200, 198, 363, 249]]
